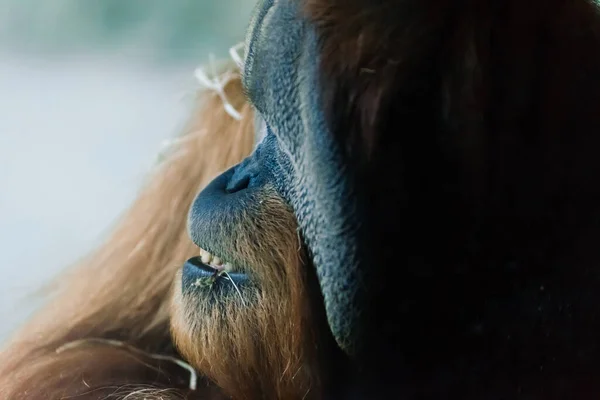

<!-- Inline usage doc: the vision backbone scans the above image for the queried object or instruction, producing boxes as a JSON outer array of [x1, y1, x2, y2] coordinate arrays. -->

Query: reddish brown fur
[[0, 68, 256, 399], [303, 0, 600, 396], [171, 189, 323, 399], [304, 0, 600, 165]]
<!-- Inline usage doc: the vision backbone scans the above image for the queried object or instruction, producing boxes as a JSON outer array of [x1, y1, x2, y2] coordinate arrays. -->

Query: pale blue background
[[0, 0, 255, 342]]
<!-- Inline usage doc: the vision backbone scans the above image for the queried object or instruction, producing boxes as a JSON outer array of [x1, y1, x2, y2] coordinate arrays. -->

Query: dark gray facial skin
[[190, 0, 365, 348], [242, 0, 365, 355], [186, 1, 374, 392]]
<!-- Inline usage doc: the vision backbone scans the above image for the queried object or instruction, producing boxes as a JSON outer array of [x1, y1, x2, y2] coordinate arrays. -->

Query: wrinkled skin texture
[[242, 0, 365, 353], [177, 2, 368, 397], [185, 0, 367, 358], [176, 0, 600, 398]]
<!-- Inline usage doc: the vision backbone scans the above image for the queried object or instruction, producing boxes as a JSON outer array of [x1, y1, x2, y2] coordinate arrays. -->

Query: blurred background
[[0, 0, 255, 342]]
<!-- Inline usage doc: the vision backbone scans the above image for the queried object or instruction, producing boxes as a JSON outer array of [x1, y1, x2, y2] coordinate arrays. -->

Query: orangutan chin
[[4, 0, 600, 399]]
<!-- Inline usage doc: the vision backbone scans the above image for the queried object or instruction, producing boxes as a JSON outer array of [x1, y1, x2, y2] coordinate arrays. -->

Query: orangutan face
[[173, 0, 600, 398]]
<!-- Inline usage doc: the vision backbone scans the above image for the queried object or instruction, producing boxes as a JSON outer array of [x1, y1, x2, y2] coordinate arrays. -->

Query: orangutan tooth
[[198, 247, 231, 269], [201, 252, 212, 264]]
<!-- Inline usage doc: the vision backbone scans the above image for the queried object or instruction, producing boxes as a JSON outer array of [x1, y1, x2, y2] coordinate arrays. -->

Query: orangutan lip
[[183, 257, 249, 289]]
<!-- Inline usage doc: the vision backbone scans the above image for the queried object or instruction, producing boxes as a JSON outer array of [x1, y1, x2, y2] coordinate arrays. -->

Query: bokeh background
[[0, 0, 255, 342]]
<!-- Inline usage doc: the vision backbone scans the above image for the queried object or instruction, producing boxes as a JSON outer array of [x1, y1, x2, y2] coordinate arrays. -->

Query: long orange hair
[[0, 64, 254, 399]]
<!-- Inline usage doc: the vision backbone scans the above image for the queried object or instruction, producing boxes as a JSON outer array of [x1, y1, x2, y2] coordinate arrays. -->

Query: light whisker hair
[[220, 271, 247, 306], [55, 338, 199, 391]]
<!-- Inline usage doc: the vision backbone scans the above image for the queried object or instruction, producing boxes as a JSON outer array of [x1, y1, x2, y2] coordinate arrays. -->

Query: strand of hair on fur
[[55, 338, 198, 390]]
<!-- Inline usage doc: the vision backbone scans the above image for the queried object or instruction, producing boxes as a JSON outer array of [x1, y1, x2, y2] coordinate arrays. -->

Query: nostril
[[226, 174, 251, 193]]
